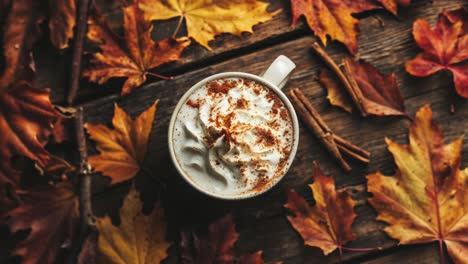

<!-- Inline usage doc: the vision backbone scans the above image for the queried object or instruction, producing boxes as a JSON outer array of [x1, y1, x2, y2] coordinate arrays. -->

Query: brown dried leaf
[[181, 214, 267, 264], [83, 4, 190, 95], [48, 0, 76, 49], [320, 57, 407, 117], [5, 182, 79, 263], [0, 0, 43, 88], [318, 70, 353, 113], [284, 163, 357, 255], [0, 82, 58, 187]]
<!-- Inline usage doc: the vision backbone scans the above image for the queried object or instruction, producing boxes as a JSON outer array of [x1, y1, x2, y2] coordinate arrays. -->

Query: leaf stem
[[338, 245, 343, 264], [341, 246, 382, 252], [146, 71, 174, 80], [172, 14, 185, 38]]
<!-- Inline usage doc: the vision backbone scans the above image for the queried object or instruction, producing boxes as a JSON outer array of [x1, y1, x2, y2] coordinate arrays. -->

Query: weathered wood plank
[[79, 0, 467, 263]]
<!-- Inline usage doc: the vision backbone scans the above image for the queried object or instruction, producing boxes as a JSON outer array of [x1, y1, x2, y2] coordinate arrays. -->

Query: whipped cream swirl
[[173, 78, 293, 196]]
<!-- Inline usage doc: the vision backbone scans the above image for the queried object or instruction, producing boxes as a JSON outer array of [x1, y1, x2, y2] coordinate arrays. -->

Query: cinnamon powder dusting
[[186, 99, 199, 108], [255, 127, 276, 147], [207, 80, 238, 95]]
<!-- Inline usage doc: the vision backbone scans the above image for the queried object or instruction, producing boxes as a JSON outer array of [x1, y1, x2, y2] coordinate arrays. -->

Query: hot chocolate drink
[[172, 77, 294, 196]]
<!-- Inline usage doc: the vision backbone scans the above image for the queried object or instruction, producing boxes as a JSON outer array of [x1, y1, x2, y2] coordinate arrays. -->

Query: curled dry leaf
[[95, 185, 171, 264], [85, 100, 158, 184], [290, 0, 378, 54], [83, 4, 190, 96], [0, 0, 43, 88], [0, 82, 58, 187], [405, 8, 468, 98], [318, 70, 353, 113], [375, 0, 411, 16], [139, 0, 280, 50], [48, 0, 76, 49], [367, 105, 468, 264], [181, 214, 267, 264], [284, 163, 356, 256], [319, 57, 407, 117], [4, 182, 79, 264]]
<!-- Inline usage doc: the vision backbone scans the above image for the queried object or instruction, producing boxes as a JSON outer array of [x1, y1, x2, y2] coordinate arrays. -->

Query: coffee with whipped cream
[[172, 77, 294, 197]]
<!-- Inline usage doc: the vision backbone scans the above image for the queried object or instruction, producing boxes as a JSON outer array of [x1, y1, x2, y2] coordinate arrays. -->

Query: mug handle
[[261, 55, 296, 90]]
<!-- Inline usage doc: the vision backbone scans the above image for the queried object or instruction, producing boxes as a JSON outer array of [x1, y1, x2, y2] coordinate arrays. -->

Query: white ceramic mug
[[168, 55, 299, 199]]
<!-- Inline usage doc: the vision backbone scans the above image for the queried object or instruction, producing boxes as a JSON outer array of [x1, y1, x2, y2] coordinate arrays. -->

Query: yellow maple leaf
[[85, 100, 158, 184], [367, 105, 468, 264], [139, 0, 281, 49], [95, 185, 170, 264]]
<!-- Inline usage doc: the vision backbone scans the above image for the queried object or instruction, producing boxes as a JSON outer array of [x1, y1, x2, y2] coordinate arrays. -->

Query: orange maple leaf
[[83, 4, 190, 96], [85, 100, 158, 184], [319, 57, 407, 117], [290, 0, 379, 54], [367, 105, 468, 264], [405, 8, 468, 98], [290, 0, 413, 53], [4, 182, 79, 263], [284, 163, 357, 257]]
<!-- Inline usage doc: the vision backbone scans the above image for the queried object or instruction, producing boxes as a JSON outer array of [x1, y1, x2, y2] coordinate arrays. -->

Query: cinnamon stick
[[310, 42, 367, 116], [289, 88, 370, 171], [67, 0, 91, 105]]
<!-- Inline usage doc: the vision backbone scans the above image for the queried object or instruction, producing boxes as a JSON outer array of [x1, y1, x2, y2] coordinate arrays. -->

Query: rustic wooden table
[[42, 0, 468, 263]]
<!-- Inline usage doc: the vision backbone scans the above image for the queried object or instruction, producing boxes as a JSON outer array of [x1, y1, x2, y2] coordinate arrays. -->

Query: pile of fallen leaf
[[0, 0, 467, 263]]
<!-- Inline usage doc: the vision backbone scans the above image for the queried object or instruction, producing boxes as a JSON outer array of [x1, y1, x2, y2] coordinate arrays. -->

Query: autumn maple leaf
[[290, 0, 379, 54], [405, 8, 468, 98], [93, 185, 171, 263], [367, 105, 468, 264], [83, 4, 190, 96], [181, 214, 267, 264], [319, 56, 407, 117], [85, 100, 158, 184], [139, 0, 280, 50], [4, 182, 80, 264], [284, 163, 357, 259]]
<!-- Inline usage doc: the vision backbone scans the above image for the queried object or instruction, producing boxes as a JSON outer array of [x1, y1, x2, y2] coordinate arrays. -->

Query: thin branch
[[66, 107, 95, 264], [67, 0, 91, 105]]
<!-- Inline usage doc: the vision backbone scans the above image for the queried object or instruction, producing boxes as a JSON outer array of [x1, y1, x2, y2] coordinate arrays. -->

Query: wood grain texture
[[77, 0, 467, 263]]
